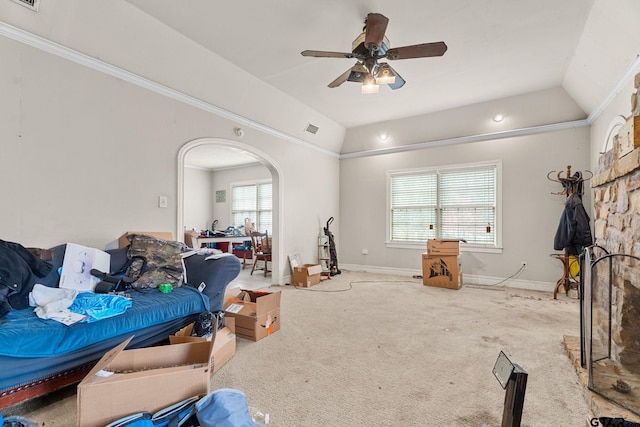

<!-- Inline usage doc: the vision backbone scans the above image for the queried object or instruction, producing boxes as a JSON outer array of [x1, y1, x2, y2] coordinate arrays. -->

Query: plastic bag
[[196, 389, 261, 427]]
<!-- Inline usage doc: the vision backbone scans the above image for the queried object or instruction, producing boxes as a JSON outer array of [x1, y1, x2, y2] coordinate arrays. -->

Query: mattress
[[0, 286, 209, 392]]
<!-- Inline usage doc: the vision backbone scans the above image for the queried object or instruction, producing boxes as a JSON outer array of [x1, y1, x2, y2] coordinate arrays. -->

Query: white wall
[[0, 0, 345, 154], [340, 126, 590, 289], [339, 86, 592, 289], [0, 36, 340, 285], [184, 167, 214, 232]]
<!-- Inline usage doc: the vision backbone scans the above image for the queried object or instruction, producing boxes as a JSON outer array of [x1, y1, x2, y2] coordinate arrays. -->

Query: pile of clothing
[[0, 239, 54, 318]]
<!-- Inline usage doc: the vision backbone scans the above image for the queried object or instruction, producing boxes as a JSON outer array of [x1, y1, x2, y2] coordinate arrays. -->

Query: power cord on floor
[[290, 278, 423, 292], [291, 283, 352, 292], [489, 263, 527, 287], [289, 264, 526, 292]]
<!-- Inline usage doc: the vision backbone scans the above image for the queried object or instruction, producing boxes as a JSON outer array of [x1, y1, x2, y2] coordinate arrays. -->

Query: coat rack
[[546, 164, 592, 196], [547, 165, 593, 299]]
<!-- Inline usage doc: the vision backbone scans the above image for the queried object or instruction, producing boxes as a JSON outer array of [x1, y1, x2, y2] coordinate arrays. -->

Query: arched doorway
[[177, 138, 283, 285]]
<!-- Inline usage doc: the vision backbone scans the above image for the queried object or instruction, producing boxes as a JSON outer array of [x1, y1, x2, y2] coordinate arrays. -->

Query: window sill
[[385, 241, 503, 254]]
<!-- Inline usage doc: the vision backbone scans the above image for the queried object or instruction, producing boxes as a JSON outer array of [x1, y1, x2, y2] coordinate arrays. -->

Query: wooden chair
[[250, 231, 272, 276], [232, 242, 253, 270]]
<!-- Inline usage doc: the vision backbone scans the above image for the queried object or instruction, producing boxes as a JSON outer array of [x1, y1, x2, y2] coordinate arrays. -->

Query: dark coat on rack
[[553, 193, 593, 255]]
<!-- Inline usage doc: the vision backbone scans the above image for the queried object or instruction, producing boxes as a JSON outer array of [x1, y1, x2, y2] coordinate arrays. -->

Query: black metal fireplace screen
[[580, 246, 640, 417]]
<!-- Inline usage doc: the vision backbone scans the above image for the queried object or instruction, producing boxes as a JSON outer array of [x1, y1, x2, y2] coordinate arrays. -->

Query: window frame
[[230, 179, 273, 233], [386, 160, 503, 254]]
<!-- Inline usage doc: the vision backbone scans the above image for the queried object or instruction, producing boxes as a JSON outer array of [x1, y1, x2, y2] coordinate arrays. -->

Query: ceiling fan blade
[[328, 63, 365, 88], [364, 13, 389, 52], [386, 65, 406, 90], [328, 69, 351, 88], [386, 41, 448, 60], [301, 50, 354, 59]]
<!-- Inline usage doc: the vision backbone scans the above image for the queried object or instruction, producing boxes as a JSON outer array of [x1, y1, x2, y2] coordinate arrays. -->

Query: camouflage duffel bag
[[125, 234, 187, 289]]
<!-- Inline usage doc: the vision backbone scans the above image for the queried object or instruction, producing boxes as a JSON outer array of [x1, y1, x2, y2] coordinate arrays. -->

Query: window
[[388, 161, 500, 250], [231, 181, 272, 233]]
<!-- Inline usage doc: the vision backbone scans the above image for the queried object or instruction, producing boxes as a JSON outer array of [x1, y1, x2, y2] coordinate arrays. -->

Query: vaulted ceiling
[[127, 0, 602, 130]]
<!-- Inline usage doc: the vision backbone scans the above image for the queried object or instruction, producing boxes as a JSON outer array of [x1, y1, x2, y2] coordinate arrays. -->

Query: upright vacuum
[[324, 217, 341, 276]]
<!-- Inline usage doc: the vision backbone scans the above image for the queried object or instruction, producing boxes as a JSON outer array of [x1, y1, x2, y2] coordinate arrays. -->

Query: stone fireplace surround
[[565, 115, 640, 421]]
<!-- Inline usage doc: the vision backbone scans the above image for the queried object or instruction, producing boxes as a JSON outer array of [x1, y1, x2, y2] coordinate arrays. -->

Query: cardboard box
[[292, 264, 323, 287], [170, 317, 236, 373], [118, 231, 174, 248], [77, 337, 212, 427], [422, 253, 463, 290], [224, 290, 281, 341], [427, 239, 462, 255], [59, 243, 110, 291]]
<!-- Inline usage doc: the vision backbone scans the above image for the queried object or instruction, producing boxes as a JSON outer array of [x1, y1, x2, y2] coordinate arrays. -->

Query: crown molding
[[3, 21, 639, 161], [340, 119, 590, 159]]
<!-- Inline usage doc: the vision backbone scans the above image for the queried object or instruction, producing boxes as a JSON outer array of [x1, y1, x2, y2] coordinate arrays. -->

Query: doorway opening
[[177, 138, 283, 285]]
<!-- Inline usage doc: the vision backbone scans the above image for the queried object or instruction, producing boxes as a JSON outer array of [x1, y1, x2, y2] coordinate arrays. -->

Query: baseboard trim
[[340, 263, 555, 292]]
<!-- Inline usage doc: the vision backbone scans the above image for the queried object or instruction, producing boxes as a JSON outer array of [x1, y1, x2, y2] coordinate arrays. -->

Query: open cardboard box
[[292, 263, 323, 287], [77, 337, 212, 427], [224, 290, 281, 341], [426, 239, 463, 255], [170, 317, 236, 373]]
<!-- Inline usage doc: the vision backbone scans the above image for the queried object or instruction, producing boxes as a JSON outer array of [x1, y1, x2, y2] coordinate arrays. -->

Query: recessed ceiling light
[[493, 113, 505, 122], [380, 132, 389, 141]]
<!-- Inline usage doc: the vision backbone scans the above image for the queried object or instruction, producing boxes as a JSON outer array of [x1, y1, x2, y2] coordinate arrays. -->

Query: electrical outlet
[[521, 261, 528, 270], [362, 249, 369, 255]]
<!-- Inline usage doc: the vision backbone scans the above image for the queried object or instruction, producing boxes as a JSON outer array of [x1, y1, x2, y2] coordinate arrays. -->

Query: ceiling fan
[[301, 13, 447, 93]]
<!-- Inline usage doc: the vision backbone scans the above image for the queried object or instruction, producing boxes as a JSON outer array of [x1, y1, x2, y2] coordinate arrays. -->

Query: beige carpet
[[7, 271, 589, 426]]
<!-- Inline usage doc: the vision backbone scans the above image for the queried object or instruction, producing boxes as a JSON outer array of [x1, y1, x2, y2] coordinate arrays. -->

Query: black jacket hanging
[[553, 193, 593, 255], [0, 240, 54, 316]]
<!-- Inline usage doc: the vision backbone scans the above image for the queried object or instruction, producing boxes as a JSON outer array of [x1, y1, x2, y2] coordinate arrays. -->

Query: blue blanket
[[0, 286, 209, 358]]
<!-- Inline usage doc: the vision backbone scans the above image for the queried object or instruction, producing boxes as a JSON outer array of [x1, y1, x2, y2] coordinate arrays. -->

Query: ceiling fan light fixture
[[301, 13, 447, 91], [375, 64, 396, 85], [361, 75, 379, 94], [361, 82, 379, 94]]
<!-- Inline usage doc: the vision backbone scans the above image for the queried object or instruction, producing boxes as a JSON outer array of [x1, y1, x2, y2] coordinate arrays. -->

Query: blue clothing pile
[[70, 292, 132, 323]]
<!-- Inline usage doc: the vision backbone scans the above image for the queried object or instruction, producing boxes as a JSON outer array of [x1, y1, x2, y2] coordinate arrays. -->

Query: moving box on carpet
[[292, 263, 323, 287], [170, 317, 236, 373], [426, 239, 462, 255], [224, 290, 281, 341], [422, 253, 463, 290], [77, 337, 212, 427]]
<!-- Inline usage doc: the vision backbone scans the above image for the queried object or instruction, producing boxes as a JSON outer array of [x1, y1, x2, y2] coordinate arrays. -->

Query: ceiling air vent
[[11, 0, 40, 11], [304, 123, 319, 135]]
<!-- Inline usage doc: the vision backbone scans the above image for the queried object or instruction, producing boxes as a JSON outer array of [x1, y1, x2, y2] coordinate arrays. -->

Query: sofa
[[0, 238, 241, 408]]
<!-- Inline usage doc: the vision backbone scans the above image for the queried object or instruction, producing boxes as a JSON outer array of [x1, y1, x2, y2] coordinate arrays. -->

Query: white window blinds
[[390, 163, 498, 247], [231, 182, 272, 233], [390, 173, 437, 242]]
